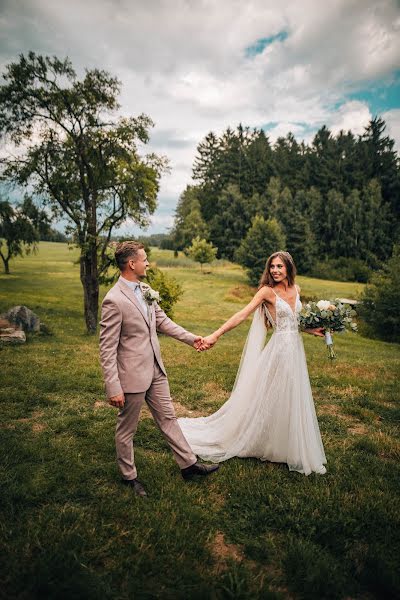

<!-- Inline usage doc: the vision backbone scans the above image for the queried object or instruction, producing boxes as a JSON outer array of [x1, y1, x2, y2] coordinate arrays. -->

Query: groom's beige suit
[[99, 277, 197, 480]]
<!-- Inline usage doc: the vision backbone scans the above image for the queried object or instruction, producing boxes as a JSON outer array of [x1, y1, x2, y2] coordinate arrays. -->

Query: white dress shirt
[[119, 276, 148, 314]]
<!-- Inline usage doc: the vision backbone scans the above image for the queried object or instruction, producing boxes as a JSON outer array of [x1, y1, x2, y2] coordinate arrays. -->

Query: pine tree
[[208, 184, 253, 260], [171, 186, 209, 251], [235, 216, 286, 285], [361, 117, 400, 224]]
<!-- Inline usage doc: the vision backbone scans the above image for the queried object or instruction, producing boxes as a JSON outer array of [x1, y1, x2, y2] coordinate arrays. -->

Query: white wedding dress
[[179, 290, 327, 475]]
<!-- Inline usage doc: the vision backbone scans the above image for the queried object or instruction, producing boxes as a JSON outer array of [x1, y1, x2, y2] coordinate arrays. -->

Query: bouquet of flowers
[[299, 299, 357, 359]]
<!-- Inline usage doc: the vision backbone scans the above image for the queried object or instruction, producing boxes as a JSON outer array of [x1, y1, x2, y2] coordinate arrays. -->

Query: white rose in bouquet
[[299, 298, 358, 360], [316, 300, 331, 311]]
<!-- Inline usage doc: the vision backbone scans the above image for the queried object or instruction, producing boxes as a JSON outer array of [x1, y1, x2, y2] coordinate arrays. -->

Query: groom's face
[[129, 249, 149, 279]]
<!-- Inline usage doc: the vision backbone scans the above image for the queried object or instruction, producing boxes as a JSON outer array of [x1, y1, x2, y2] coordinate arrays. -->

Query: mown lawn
[[0, 243, 399, 599]]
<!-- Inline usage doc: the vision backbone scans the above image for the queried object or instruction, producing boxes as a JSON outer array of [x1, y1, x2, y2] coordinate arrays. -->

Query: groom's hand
[[194, 336, 207, 351], [194, 335, 216, 352], [109, 393, 125, 408]]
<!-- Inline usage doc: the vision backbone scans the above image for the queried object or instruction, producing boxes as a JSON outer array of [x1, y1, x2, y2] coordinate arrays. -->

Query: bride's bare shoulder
[[257, 285, 274, 301]]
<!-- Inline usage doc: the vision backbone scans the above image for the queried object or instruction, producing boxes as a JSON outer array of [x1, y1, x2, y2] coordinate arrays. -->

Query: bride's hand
[[305, 327, 325, 338], [197, 333, 218, 351], [204, 333, 218, 347]]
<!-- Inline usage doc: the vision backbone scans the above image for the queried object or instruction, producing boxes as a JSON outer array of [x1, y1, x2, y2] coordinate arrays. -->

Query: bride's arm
[[203, 287, 271, 347]]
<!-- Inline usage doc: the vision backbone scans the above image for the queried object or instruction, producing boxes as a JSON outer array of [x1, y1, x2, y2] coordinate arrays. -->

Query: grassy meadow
[[0, 242, 399, 600]]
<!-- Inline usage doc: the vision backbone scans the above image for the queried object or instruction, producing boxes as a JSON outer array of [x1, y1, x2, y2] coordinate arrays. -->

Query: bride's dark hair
[[258, 251, 297, 289], [258, 251, 297, 328]]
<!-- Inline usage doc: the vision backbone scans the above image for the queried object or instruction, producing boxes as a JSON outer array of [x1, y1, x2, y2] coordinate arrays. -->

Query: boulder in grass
[[4, 306, 40, 333], [0, 318, 14, 330], [0, 329, 26, 345]]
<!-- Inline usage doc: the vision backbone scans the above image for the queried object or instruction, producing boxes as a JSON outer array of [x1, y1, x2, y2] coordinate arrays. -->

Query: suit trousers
[[115, 360, 197, 480]]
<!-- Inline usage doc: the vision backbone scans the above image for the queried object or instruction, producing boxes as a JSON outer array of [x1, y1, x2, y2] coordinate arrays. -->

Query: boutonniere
[[140, 283, 160, 305]]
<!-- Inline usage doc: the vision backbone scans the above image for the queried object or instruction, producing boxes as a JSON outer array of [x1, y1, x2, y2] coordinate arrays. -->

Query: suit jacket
[[99, 278, 196, 397]]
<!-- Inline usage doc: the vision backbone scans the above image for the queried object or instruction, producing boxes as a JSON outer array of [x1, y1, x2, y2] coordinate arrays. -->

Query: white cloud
[[329, 101, 372, 137], [0, 0, 399, 231]]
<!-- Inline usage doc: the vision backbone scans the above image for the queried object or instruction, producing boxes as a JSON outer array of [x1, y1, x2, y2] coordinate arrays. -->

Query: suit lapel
[[117, 280, 150, 326]]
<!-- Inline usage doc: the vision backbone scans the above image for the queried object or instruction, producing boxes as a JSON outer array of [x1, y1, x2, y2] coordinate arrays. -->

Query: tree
[[192, 132, 223, 222], [40, 227, 69, 243], [245, 129, 276, 197], [361, 117, 400, 221], [186, 236, 217, 271], [0, 53, 167, 333], [235, 216, 286, 285], [273, 133, 308, 192], [360, 179, 392, 262], [209, 184, 254, 260], [276, 188, 316, 273], [0, 196, 49, 273], [171, 186, 209, 251]]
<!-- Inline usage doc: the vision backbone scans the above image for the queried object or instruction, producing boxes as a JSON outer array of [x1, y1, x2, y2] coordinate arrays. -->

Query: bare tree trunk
[[0, 252, 10, 274], [80, 244, 99, 334]]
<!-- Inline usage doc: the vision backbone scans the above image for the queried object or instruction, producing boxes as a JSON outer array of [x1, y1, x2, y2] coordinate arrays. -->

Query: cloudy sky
[[1, 0, 399, 235]]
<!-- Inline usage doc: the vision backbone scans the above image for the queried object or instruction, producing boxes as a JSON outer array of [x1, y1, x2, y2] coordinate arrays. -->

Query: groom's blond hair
[[115, 241, 144, 270]]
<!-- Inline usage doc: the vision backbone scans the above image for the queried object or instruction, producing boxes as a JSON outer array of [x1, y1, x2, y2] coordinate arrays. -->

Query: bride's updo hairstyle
[[258, 251, 297, 289]]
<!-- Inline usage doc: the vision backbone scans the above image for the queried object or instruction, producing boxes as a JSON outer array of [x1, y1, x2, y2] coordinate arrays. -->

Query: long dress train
[[178, 290, 327, 475]]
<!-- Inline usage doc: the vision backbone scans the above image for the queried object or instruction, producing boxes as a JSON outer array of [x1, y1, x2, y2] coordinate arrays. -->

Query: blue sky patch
[[261, 121, 316, 136], [245, 31, 288, 57], [347, 69, 400, 115]]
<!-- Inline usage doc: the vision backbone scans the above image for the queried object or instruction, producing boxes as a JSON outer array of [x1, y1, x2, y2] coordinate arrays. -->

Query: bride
[[179, 251, 327, 475]]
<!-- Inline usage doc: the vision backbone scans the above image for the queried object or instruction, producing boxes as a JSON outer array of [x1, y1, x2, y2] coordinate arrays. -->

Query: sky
[[0, 0, 399, 236]]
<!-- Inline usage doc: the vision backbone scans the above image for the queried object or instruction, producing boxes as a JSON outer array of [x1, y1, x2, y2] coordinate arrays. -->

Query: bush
[[145, 266, 183, 318], [359, 245, 400, 342], [309, 257, 371, 283]]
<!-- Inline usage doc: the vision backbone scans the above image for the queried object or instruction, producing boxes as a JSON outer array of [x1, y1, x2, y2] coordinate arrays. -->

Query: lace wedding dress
[[179, 290, 327, 475]]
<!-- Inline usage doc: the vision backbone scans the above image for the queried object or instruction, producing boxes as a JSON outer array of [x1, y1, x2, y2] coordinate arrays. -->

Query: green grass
[[0, 243, 399, 599]]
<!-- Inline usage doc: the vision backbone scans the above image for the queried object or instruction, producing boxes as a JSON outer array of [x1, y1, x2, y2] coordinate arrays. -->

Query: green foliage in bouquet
[[299, 299, 358, 333], [300, 299, 357, 359]]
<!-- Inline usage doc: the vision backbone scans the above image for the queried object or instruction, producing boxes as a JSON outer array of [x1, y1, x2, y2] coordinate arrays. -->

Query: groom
[[99, 241, 219, 497]]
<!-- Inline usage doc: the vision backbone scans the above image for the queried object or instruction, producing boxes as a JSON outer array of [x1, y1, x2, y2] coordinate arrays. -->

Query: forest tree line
[[169, 117, 399, 281]]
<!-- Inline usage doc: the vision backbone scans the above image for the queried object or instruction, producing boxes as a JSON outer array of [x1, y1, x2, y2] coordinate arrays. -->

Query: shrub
[[309, 257, 371, 283], [145, 266, 183, 318], [359, 245, 400, 342]]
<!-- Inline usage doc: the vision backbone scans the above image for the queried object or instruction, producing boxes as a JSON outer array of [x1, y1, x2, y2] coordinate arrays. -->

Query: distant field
[[0, 242, 399, 599]]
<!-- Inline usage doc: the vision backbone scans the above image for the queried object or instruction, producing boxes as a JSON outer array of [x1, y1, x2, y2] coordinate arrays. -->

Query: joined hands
[[194, 333, 218, 352]]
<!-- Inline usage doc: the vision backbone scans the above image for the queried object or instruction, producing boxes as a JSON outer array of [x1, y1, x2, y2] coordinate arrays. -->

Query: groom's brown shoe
[[122, 478, 147, 497], [181, 461, 220, 480]]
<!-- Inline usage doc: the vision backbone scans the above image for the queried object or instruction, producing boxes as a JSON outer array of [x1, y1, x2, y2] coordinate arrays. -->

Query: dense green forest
[[170, 117, 399, 280]]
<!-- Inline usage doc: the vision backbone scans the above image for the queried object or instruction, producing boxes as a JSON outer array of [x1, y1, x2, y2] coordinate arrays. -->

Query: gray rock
[[0, 318, 14, 330], [4, 306, 40, 333], [0, 329, 26, 344]]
